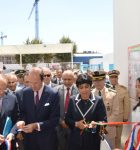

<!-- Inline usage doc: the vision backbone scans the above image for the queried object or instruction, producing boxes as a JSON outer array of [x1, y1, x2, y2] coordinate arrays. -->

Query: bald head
[[6, 73, 17, 91], [0, 68, 3, 74], [0, 75, 7, 97], [29, 67, 43, 92], [29, 67, 42, 75], [62, 70, 75, 87]]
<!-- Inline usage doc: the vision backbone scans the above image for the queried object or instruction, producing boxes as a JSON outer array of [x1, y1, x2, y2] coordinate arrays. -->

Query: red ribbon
[[79, 121, 139, 135], [95, 121, 139, 126]]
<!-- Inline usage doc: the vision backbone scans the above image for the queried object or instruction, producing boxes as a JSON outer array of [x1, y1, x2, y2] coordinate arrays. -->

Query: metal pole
[[20, 53, 22, 68], [71, 49, 73, 69], [35, 0, 39, 40], [0, 32, 7, 45]]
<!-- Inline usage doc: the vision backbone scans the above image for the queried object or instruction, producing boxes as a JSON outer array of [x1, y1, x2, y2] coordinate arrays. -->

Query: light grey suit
[[0, 91, 19, 149], [56, 84, 78, 120], [55, 84, 78, 150]]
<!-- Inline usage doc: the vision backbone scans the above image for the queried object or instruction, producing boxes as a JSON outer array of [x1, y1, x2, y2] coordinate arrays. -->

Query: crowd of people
[[0, 66, 136, 150]]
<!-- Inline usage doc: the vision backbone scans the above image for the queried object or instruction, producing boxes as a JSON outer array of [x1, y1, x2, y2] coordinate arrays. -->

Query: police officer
[[108, 70, 130, 149], [92, 70, 119, 149]]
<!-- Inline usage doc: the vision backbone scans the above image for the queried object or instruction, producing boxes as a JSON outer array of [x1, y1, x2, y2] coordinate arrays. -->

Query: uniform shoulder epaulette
[[108, 87, 117, 93]]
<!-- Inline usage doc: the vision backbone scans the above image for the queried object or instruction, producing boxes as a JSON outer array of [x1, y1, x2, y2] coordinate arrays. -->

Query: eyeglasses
[[44, 74, 51, 77]]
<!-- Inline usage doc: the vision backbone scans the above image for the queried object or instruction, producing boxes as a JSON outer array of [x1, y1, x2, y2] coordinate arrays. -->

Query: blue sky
[[0, 0, 113, 53]]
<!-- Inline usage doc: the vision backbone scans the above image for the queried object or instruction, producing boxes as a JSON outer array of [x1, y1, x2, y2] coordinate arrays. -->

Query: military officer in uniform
[[92, 70, 119, 149], [108, 70, 130, 149], [15, 70, 26, 90]]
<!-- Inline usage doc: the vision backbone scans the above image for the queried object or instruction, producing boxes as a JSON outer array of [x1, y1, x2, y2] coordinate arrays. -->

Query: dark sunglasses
[[44, 74, 51, 77]]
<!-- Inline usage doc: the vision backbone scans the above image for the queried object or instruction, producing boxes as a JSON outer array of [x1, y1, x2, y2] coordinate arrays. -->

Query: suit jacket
[[65, 93, 107, 150], [55, 84, 78, 120], [0, 92, 19, 150], [21, 85, 60, 150], [0, 92, 19, 134], [15, 87, 27, 119], [51, 77, 63, 85], [51, 82, 58, 88], [45, 82, 58, 88], [54, 84, 78, 150]]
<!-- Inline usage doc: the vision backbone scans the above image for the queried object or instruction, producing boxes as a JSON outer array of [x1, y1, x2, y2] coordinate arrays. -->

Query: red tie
[[64, 88, 70, 112], [35, 91, 39, 105]]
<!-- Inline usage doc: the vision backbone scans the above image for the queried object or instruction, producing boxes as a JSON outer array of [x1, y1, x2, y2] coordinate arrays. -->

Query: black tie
[[113, 85, 115, 90], [58, 79, 61, 85], [35, 91, 39, 105], [98, 91, 102, 96]]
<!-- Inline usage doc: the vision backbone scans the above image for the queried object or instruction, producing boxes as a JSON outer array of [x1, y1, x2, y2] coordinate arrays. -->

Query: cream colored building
[[0, 43, 73, 64], [114, 0, 140, 86], [114, 0, 140, 146]]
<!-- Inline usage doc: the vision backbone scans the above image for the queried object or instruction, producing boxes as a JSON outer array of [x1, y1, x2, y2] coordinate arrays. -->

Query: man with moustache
[[55, 70, 78, 150]]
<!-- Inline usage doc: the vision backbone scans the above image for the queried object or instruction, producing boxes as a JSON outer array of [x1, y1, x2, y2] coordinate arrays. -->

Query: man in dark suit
[[17, 67, 60, 150], [0, 74, 19, 150], [15, 71, 30, 118], [42, 67, 58, 88], [15, 72, 30, 150], [55, 70, 78, 150], [52, 69, 63, 85]]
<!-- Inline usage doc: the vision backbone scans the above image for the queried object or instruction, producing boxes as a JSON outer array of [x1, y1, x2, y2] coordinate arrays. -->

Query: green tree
[[55, 36, 77, 62], [15, 38, 53, 64], [59, 36, 77, 53]]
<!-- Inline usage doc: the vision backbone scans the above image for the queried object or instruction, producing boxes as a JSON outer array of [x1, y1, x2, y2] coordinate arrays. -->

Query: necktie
[[64, 88, 70, 112], [98, 90, 102, 96], [113, 85, 115, 90], [58, 79, 61, 85], [35, 91, 39, 105]]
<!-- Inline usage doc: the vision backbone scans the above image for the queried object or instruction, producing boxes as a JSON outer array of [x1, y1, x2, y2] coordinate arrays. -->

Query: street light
[[0, 32, 7, 45]]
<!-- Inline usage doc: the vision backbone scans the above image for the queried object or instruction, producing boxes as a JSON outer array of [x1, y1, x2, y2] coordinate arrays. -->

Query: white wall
[[114, 0, 140, 86], [103, 53, 114, 71], [89, 58, 103, 65]]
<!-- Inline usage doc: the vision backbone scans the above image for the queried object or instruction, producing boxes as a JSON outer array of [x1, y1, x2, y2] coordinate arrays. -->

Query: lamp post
[[0, 32, 7, 45]]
